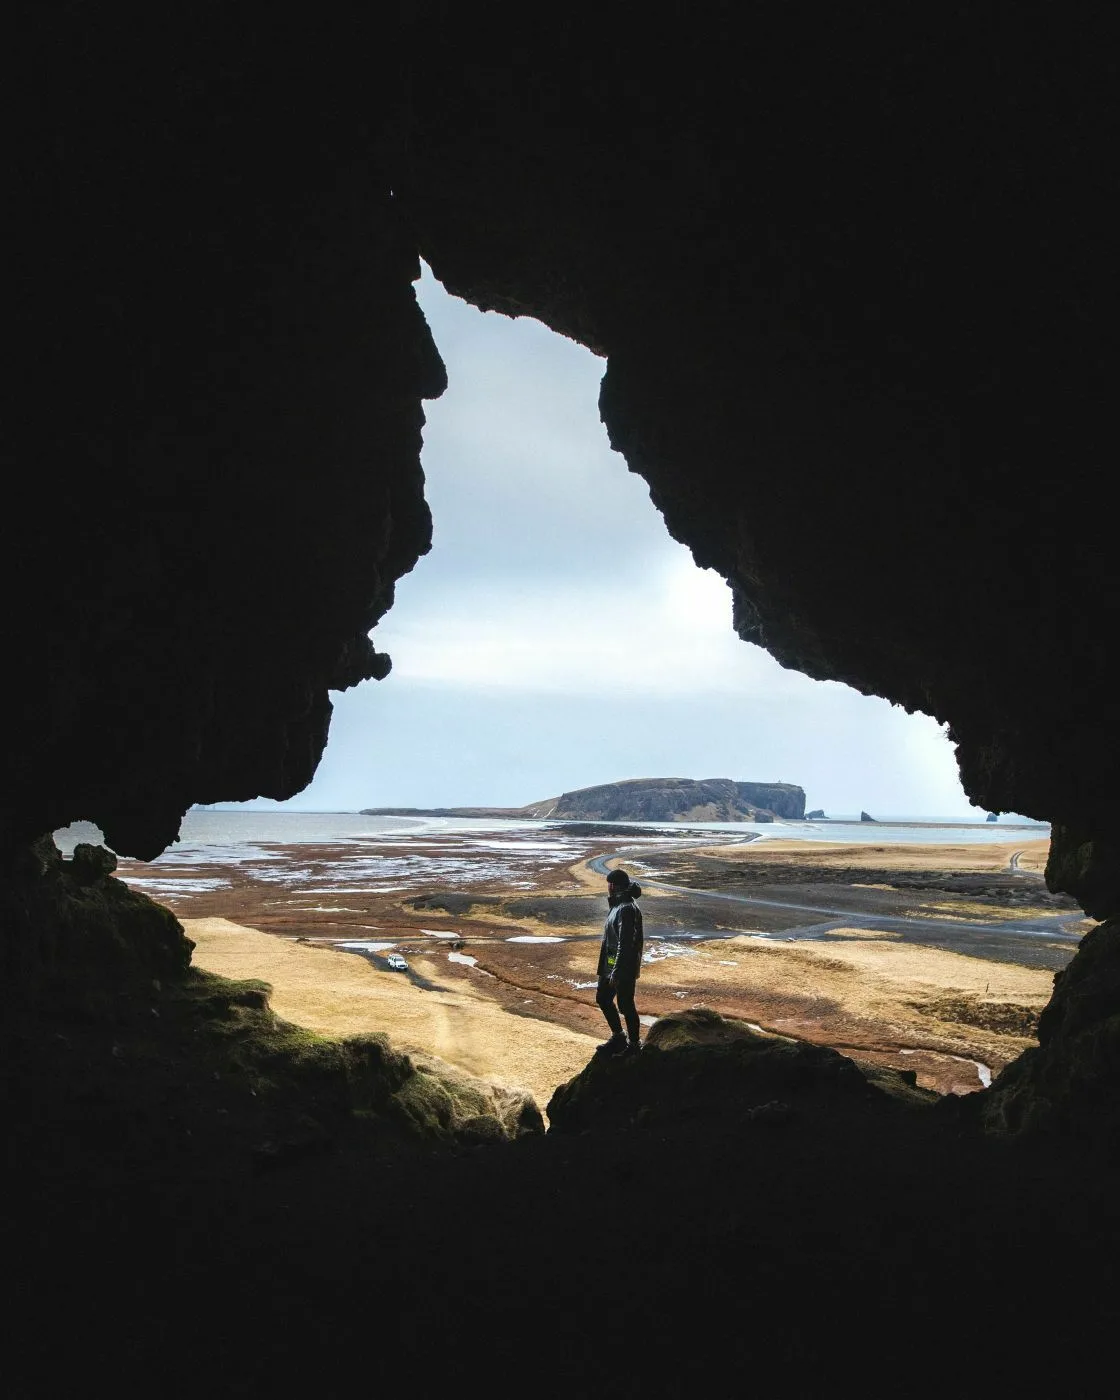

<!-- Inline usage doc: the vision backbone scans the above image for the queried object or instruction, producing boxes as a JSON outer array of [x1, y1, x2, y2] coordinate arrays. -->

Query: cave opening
[[45, 269, 1075, 1111], [238, 262, 977, 820]]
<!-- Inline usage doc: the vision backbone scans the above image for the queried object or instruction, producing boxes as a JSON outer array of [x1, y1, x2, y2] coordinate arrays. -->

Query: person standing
[[595, 867, 645, 1056]]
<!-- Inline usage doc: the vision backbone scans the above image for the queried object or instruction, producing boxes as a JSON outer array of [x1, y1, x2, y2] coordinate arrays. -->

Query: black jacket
[[597, 889, 644, 982]]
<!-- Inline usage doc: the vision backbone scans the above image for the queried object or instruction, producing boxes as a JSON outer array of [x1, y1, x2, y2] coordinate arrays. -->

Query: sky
[[235, 264, 991, 818]]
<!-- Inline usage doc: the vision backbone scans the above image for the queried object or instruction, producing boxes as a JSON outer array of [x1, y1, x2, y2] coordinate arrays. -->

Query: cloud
[[374, 548, 818, 699]]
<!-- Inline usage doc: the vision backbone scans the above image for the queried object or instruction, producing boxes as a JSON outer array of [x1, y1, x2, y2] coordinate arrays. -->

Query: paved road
[[586, 850, 1083, 949]]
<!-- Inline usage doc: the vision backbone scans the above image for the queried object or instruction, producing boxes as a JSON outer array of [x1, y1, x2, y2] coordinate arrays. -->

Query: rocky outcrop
[[547, 1008, 934, 1134], [860, 811, 877, 823], [537, 778, 804, 823], [1, 835, 541, 1154], [365, 777, 805, 822], [980, 916, 1120, 1145], [0, 836, 193, 1017]]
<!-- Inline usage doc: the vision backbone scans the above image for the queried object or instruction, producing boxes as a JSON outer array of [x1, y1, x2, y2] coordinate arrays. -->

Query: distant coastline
[[362, 776, 806, 825], [354, 809, 1049, 831]]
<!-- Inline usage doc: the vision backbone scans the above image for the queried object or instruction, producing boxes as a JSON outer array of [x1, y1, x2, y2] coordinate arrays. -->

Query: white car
[[386, 953, 408, 971]]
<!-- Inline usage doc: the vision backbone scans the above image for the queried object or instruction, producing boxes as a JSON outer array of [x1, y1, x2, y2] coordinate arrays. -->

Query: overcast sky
[[239, 264, 990, 818]]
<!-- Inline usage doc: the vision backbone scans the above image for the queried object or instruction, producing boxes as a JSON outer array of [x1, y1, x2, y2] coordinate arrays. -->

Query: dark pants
[[596, 974, 640, 1045]]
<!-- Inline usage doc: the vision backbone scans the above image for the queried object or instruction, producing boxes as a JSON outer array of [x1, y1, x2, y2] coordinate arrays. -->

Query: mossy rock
[[1, 835, 193, 1019], [1, 838, 543, 1163], [981, 1009, 1120, 1143], [196, 991, 544, 1147], [644, 1006, 793, 1051], [391, 1056, 543, 1143], [547, 1007, 887, 1135], [856, 1063, 940, 1107]]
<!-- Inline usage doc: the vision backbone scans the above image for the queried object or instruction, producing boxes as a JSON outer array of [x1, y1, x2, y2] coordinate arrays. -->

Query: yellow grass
[[692, 837, 1050, 873], [185, 917, 598, 1109], [622, 931, 1053, 1062], [715, 932, 1053, 999], [899, 900, 1056, 922]]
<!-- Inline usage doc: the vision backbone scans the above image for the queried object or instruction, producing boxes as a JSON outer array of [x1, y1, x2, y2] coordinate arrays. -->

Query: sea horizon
[[53, 806, 1050, 861]]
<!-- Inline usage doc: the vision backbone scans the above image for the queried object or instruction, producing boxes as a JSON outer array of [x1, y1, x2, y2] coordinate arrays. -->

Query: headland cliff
[[362, 776, 806, 823]]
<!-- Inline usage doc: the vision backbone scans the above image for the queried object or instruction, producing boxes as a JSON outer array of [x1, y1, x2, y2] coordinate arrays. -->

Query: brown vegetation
[[152, 833, 1080, 1101]]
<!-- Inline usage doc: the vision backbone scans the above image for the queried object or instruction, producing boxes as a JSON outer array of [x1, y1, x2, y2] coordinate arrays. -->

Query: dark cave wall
[[4, 0, 1120, 1121], [394, 6, 1120, 911], [7, 11, 444, 859]]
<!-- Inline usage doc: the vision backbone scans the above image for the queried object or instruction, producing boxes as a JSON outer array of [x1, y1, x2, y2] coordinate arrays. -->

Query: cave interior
[[6, 8, 1120, 1390]]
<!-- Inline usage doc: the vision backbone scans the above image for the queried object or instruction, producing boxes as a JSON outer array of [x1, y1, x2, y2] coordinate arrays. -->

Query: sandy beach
[[113, 823, 1087, 1105]]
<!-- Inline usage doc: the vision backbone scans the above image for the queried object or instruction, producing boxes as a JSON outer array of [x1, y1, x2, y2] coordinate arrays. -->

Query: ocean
[[53, 808, 1051, 862]]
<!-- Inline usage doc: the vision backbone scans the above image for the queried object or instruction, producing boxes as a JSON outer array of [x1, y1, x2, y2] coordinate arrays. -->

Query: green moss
[[2, 842, 543, 1167], [645, 1006, 792, 1051], [161, 969, 542, 1147], [390, 1058, 543, 1142], [393, 1069, 462, 1136]]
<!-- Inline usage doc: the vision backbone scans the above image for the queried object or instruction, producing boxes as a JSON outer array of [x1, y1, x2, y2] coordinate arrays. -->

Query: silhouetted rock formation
[[981, 915, 1120, 1145], [860, 811, 877, 823], [548, 1008, 935, 1134]]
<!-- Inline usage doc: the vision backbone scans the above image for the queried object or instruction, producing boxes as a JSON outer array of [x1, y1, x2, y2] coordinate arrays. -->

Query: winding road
[[585, 849, 1084, 951]]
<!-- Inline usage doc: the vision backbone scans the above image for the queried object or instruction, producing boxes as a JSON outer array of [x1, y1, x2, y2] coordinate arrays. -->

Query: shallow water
[[52, 811, 1052, 915], [55, 809, 1049, 859]]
